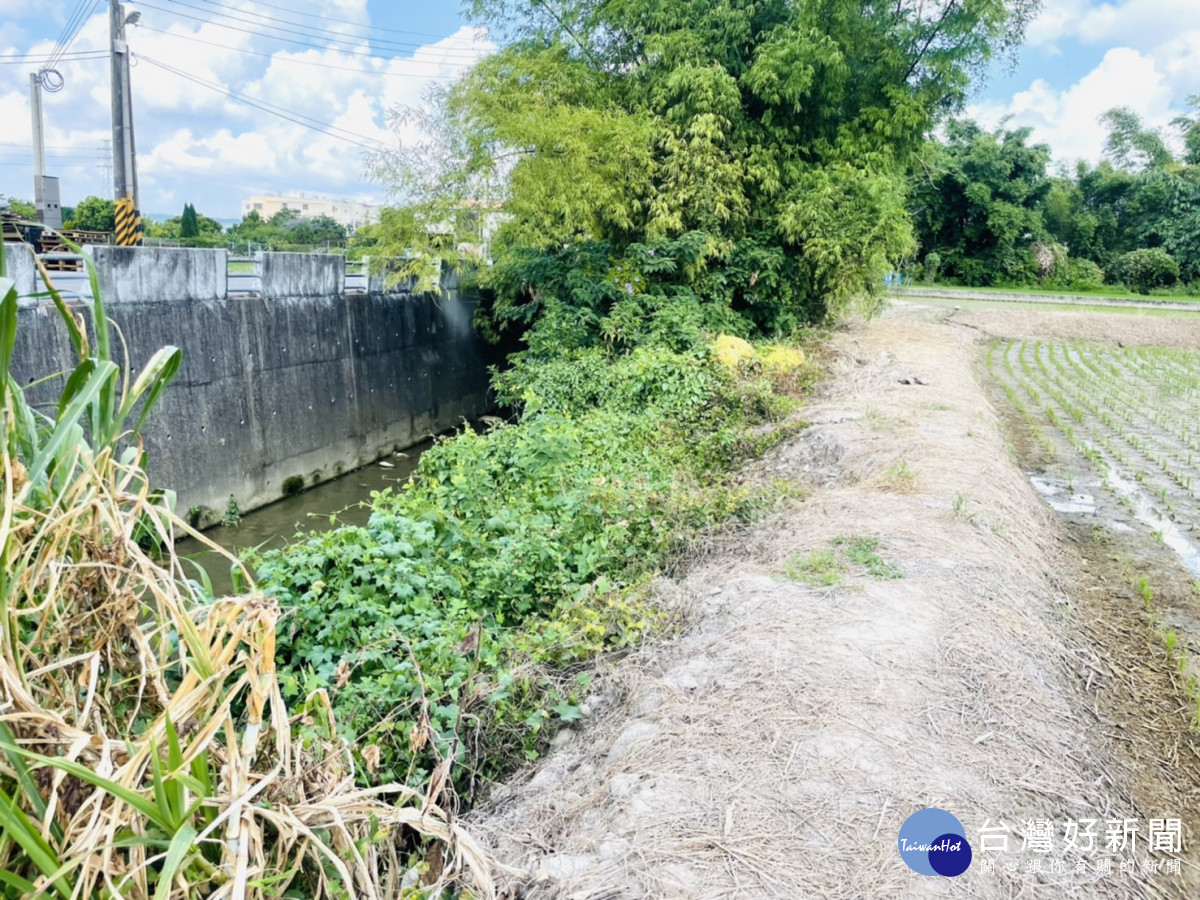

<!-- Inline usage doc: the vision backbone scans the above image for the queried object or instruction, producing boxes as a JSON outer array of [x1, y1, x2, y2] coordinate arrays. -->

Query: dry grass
[[466, 307, 1200, 898], [0, 437, 512, 897]]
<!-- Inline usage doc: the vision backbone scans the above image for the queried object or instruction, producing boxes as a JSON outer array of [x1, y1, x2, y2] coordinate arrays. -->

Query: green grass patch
[[903, 282, 1197, 303], [833, 536, 904, 580], [784, 549, 842, 586], [784, 536, 904, 586]]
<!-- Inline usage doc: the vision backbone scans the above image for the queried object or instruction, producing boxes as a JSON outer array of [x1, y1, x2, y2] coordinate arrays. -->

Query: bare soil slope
[[470, 306, 1200, 898]]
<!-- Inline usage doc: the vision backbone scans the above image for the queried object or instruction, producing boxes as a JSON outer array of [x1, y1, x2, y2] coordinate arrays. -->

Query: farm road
[[470, 305, 1200, 898]]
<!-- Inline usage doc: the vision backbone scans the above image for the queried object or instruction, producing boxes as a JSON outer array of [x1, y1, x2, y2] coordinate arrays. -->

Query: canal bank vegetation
[[256, 337, 815, 795], [265, 0, 1038, 884]]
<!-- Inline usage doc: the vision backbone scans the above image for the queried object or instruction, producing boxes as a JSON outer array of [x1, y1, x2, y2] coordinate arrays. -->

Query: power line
[[0, 142, 97, 150], [0, 161, 99, 168], [203, 0, 449, 41], [138, 3, 481, 65], [0, 153, 104, 160], [0, 51, 109, 65], [146, 0, 487, 62], [137, 24, 464, 78], [44, 0, 93, 69], [44, 0, 106, 71], [166, 0, 480, 57], [135, 53, 386, 151], [183, 0, 474, 54]]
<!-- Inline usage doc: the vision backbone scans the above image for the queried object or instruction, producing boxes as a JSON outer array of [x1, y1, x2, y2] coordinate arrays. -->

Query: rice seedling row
[[989, 339, 1200, 533]]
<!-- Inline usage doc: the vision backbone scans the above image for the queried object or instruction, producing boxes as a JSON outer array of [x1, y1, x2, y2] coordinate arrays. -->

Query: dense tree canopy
[[143, 206, 225, 243], [909, 120, 1051, 285], [179, 203, 200, 239], [909, 107, 1200, 292], [372, 0, 1039, 345], [2, 197, 36, 219], [225, 209, 349, 250], [68, 196, 116, 233]]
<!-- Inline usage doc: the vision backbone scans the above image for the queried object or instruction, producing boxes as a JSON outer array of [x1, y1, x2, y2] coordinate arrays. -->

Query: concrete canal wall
[[10, 245, 493, 522]]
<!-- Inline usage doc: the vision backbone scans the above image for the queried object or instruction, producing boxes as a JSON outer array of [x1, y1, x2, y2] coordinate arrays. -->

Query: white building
[[242, 194, 379, 229]]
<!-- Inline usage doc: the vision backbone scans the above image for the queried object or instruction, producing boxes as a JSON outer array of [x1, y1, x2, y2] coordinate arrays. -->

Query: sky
[[0, 1, 1198, 221]]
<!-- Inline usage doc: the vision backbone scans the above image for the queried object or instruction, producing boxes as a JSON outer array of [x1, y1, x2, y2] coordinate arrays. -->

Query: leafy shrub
[[923, 251, 942, 283], [1067, 258, 1105, 291], [714, 334, 756, 369], [259, 335, 805, 791], [1109, 248, 1180, 294], [494, 345, 730, 423], [258, 407, 759, 786]]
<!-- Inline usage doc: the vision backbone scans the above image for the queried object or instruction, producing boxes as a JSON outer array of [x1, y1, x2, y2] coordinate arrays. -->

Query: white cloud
[[1156, 30, 1200, 97], [1074, 0, 1200, 48], [978, 0, 1200, 165], [969, 47, 1177, 164], [1028, 0, 1200, 51], [0, 5, 494, 217], [1025, 0, 1090, 48]]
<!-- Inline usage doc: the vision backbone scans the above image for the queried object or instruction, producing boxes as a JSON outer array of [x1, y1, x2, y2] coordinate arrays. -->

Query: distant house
[[242, 194, 379, 230]]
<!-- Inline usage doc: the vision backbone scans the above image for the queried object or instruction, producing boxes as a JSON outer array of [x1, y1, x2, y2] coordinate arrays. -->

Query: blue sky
[[1, 1, 1198, 220]]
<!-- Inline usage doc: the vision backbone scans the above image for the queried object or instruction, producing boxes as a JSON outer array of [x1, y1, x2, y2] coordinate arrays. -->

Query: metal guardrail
[[225, 258, 367, 296]]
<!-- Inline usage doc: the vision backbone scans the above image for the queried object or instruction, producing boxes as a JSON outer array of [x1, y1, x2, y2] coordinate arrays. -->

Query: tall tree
[[1174, 95, 1200, 166], [372, 0, 1039, 341], [909, 120, 1051, 285], [69, 196, 117, 232], [180, 203, 200, 239], [1100, 108, 1173, 173]]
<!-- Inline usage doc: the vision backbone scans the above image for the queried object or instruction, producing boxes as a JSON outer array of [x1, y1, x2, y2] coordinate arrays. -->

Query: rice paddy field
[[989, 339, 1200, 550], [986, 334, 1200, 728]]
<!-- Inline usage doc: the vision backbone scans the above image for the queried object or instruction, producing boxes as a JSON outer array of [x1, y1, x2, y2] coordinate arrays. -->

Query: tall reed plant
[[0, 238, 504, 898]]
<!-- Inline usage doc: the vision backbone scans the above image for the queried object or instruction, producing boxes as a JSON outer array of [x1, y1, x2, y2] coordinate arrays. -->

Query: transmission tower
[[99, 139, 114, 190]]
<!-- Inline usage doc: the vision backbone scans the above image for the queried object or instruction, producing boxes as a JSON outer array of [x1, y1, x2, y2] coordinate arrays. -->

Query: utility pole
[[109, 0, 139, 211], [29, 72, 46, 221], [28, 71, 63, 229]]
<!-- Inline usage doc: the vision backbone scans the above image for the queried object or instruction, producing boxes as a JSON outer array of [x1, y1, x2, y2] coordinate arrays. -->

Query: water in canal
[[177, 440, 431, 597]]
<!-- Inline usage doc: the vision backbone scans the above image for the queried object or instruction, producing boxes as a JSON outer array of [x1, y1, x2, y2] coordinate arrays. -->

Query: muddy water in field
[[177, 441, 431, 597], [985, 334, 1200, 671]]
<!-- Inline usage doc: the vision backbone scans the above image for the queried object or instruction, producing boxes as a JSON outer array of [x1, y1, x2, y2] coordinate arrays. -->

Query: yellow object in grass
[[714, 334, 756, 369], [761, 344, 806, 374]]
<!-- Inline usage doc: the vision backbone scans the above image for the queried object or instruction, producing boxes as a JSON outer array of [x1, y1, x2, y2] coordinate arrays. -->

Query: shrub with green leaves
[[923, 251, 942, 284], [1109, 248, 1180, 294], [1067, 257, 1105, 292], [258, 344, 795, 791]]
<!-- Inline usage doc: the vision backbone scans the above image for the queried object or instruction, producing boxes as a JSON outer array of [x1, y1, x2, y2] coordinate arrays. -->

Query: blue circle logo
[[898, 808, 973, 877]]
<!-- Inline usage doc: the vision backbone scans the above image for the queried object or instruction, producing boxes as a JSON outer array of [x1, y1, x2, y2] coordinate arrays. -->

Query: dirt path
[[470, 306, 1200, 898]]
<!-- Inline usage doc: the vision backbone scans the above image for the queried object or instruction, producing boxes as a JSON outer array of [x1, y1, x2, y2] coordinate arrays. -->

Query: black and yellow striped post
[[114, 195, 142, 247]]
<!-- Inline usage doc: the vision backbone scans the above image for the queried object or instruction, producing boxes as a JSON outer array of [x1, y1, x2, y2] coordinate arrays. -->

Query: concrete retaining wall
[[3, 243, 38, 298], [258, 251, 343, 299], [90, 246, 228, 303], [11, 247, 493, 522]]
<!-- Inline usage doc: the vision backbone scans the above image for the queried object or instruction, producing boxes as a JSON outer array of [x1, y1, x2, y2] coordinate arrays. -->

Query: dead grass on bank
[[0, 442, 512, 897], [468, 309, 1198, 898]]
